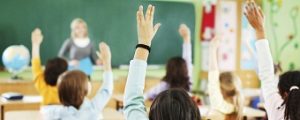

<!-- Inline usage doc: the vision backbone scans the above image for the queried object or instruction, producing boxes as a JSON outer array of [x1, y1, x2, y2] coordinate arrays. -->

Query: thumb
[[153, 23, 161, 35]]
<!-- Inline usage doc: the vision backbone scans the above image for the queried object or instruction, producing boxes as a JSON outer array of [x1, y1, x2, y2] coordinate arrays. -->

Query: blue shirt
[[41, 72, 113, 120]]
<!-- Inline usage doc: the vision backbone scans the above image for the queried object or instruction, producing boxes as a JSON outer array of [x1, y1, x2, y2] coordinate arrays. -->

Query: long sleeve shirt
[[32, 57, 60, 105], [145, 42, 193, 100], [208, 70, 236, 114], [124, 60, 149, 120], [40, 72, 113, 120], [256, 40, 284, 120]]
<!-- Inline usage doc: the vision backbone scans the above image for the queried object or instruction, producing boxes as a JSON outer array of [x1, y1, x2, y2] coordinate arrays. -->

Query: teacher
[[58, 18, 98, 75]]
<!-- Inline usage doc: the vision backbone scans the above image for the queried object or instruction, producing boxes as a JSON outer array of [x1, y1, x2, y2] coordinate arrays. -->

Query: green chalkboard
[[0, 0, 195, 67]]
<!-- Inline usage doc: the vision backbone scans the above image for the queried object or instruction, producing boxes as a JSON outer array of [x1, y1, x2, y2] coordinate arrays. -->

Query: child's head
[[219, 72, 243, 119], [149, 88, 201, 120], [71, 18, 88, 39], [58, 70, 89, 109], [277, 71, 300, 120], [44, 57, 68, 86], [163, 57, 190, 91]]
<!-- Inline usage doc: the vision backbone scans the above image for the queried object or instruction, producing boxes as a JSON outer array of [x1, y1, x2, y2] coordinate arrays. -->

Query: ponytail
[[284, 86, 300, 120]]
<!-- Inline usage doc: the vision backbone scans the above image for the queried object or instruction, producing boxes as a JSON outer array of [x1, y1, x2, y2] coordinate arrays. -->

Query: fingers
[[258, 7, 264, 19], [138, 5, 144, 24], [146, 5, 152, 21], [153, 23, 161, 35], [150, 6, 155, 22]]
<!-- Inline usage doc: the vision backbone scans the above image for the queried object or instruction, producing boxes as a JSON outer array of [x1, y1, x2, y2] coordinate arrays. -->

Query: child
[[124, 5, 201, 120], [41, 42, 113, 120], [31, 28, 68, 105], [145, 23, 193, 100], [58, 18, 99, 75], [245, 0, 300, 119], [208, 36, 244, 120]]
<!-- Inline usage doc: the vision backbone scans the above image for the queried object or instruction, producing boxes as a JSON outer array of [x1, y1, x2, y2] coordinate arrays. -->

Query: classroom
[[0, 0, 299, 120]]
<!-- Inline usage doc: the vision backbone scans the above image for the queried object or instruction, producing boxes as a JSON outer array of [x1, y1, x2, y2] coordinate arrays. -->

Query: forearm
[[182, 42, 192, 65], [134, 48, 150, 61], [256, 40, 277, 98], [124, 60, 148, 118], [256, 30, 265, 40], [92, 71, 113, 111], [32, 44, 40, 58], [103, 61, 112, 71], [209, 46, 218, 71]]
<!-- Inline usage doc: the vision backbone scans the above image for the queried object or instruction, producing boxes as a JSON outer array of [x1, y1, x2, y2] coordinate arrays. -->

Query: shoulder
[[63, 38, 73, 44]]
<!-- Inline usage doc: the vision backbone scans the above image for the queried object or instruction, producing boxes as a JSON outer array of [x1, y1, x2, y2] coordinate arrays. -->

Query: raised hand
[[98, 42, 112, 71], [244, 0, 265, 40], [134, 5, 161, 61], [137, 5, 161, 46], [31, 28, 43, 45], [178, 24, 191, 43], [209, 35, 221, 71]]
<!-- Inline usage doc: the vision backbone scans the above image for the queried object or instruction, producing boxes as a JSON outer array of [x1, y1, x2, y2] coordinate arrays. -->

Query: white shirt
[[256, 40, 284, 120]]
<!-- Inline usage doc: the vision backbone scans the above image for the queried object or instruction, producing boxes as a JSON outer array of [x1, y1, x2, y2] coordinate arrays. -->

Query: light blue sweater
[[124, 60, 149, 120], [40, 72, 113, 120]]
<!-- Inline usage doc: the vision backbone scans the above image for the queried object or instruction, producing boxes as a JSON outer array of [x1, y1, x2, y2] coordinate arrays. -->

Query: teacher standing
[[58, 18, 99, 75]]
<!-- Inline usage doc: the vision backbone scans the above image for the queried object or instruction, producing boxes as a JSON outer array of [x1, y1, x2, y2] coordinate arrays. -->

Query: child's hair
[[44, 57, 68, 86], [70, 18, 88, 38], [278, 71, 300, 120], [58, 70, 89, 109], [163, 57, 190, 91], [219, 72, 243, 120], [149, 88, 201, 120]]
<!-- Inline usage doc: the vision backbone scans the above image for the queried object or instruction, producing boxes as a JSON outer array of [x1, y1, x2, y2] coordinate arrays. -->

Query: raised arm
[[208, 36, 235, 114], [244, 1, 281, 119], [124, 5, 161, 120], [31, 28, 44, 77], [179, 24, 193, 85], [91, 42, 113, 112]]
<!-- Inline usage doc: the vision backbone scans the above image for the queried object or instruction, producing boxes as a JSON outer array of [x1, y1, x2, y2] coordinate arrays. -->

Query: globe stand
[[10, 73, 23, 80], [11, 75, 22, 80]]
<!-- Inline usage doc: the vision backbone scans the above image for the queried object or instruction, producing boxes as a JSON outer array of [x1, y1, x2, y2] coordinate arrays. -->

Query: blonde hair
[[219, 72, 244, 120], [70, 18, 88, 38]]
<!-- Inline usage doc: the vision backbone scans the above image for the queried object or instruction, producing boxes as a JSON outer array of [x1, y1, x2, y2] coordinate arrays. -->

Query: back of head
[[219, 72, 243, 119], [149, 88, 201, 120], [44, 57, 68, 86], [58, 70, 88, 109], [163, 57, 190, 91], [278, 71, 300, 120]]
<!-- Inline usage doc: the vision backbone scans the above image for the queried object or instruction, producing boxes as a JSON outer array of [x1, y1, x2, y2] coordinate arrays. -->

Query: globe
[[2, 45, 30, 79]]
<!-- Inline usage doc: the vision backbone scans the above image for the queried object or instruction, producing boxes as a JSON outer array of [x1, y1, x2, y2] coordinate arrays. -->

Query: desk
[[0, 96, 41, 120]]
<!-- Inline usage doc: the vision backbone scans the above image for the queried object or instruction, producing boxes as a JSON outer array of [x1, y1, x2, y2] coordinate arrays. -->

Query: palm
[[99, 42, 111, 64], [31, 28, 43, 45], [137, 5, 161, 46], [179, 24, 190, 39]]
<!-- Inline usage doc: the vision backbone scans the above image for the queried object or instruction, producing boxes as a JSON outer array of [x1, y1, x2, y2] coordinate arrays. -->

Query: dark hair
[[278, 71, 300, 120], [44, 57, 68, 86], [163, 57, 190, 91], [58, 70, 89, 109], [149, 88, 201, 120]]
